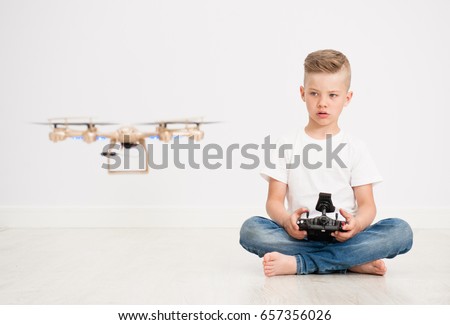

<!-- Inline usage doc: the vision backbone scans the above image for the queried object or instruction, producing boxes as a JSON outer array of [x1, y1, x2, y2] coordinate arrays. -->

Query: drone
[[35, 117, 216, 173]]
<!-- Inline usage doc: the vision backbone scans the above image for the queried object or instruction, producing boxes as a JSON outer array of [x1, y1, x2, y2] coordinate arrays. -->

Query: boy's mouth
[[317, 112, 329, 119]]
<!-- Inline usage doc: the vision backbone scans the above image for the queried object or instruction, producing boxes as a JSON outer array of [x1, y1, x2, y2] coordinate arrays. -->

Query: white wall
[[1, 0, 449, 226]]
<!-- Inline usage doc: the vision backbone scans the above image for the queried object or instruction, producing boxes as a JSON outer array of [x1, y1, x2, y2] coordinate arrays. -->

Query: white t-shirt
[[260, 130, 383, 216]]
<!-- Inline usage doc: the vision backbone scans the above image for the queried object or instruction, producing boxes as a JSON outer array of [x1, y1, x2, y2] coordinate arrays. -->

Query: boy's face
[[300, 69, 353, 131]]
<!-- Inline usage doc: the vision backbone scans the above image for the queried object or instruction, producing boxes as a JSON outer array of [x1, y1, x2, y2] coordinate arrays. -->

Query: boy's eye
[[309, 92, 318, 96], [330, 94, 338, 98]]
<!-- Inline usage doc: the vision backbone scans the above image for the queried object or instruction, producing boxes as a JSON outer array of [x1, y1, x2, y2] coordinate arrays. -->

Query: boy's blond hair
[[304, 49, 351, 90]]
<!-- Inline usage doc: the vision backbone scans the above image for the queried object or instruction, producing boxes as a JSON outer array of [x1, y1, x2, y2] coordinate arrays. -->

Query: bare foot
[[262, 252, 297, 277], [348, 260, 387, 276]]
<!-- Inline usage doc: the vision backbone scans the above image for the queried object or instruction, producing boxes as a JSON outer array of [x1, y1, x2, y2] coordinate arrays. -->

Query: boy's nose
[[318, 96, 328, 108]]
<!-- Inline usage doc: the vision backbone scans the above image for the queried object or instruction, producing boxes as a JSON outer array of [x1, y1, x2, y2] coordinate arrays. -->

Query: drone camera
[[123, 142, 138, 149]]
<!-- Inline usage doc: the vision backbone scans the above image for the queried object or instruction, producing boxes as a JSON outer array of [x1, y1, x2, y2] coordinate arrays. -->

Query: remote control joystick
[[296, 192, 347, 241]]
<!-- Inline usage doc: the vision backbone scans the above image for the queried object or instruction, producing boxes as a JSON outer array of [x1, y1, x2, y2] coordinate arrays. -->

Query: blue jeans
[[239, 216, 413, 274]]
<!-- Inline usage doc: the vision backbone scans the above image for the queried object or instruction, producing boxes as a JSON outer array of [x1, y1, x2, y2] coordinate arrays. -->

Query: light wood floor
[[0, 227, 448, 304]]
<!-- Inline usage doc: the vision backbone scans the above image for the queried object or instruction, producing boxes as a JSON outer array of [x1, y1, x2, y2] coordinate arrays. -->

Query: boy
[[239, 49, 413, 276]]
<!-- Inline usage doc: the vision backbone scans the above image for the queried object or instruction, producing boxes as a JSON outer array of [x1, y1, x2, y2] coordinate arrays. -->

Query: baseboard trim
[[0, 206, 263, 228], [0, 206, 448, 228]]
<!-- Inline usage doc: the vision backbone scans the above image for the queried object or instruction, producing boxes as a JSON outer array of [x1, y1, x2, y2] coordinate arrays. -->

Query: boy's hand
[[283, 208, 308, 240], [332, 208, 363, 242]]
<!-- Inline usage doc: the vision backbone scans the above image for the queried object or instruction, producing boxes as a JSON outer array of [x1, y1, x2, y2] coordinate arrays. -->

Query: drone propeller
[[138, 121, 221, 126], [33, 122, 118, 128]]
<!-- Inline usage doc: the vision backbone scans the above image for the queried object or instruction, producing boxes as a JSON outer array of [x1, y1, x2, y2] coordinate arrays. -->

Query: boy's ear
[[300, 86, 306, 102], [344, 90, 353, 106]]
